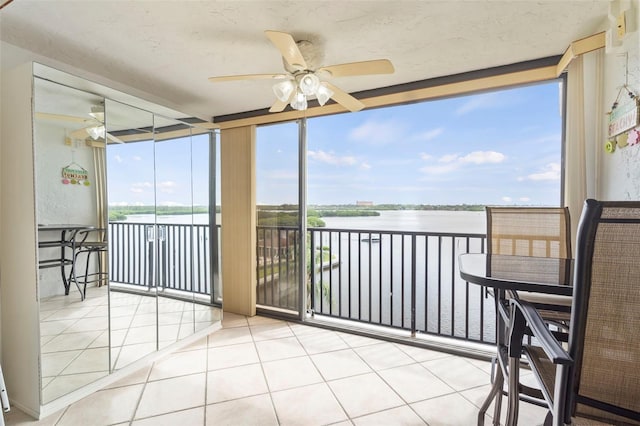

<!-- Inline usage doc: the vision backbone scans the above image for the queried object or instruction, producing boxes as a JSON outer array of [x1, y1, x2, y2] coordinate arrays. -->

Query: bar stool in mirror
[[68, 228, 108, 301]]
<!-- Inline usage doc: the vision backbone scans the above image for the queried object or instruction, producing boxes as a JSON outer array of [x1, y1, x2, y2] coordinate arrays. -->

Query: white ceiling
[[0, 1, 612, 121]]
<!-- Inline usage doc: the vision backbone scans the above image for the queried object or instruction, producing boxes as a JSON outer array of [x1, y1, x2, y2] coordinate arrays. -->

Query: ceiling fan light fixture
[[87, 125, 105, 140], [299, 73, 320, 96], [273, 80, 295, 102], [316, 82, 334, 106], [290, 90, 308, 111]]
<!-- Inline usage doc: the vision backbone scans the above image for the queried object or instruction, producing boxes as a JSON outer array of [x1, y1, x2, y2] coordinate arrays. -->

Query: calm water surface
[[124, 210, 486, 234]]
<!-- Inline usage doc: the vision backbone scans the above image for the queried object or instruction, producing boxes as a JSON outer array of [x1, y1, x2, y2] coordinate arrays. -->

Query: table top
[[458, 253, 573, 296], [38, 224, 95, 232]]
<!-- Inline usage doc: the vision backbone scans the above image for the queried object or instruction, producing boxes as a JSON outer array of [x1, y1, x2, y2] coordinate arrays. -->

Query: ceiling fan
[[208, 30, 395, 113], [35, 105, 124, 144]]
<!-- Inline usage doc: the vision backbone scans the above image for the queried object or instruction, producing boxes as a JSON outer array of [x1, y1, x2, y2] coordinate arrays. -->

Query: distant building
[[356, 201, 373, 206]]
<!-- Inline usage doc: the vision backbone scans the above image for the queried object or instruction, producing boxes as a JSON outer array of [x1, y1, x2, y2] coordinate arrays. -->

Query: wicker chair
[[487, 207, 571, 259], [484, 207, 573, 424], [507, 199, 640, 425], [486, 206, 573, 319]]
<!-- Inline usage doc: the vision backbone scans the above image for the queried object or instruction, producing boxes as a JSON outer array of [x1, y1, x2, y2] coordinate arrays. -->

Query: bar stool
[[68, 228, 108, 301]]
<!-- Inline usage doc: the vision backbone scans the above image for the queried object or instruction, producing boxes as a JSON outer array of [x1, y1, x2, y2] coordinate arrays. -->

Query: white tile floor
[[38, 286, 221, 405], [7, 313, 548, 426]]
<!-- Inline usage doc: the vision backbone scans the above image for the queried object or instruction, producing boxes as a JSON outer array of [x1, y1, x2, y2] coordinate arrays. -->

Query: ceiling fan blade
[[265, 30, 308, 70], [323, 82, 365, 112], [269, 98, 289, 113], [208, 73, 287, 83], [318, 59, 394, 78], [106, 132, 124, 144], [69, 127, 91, 140], [35, 112, 92, 124]]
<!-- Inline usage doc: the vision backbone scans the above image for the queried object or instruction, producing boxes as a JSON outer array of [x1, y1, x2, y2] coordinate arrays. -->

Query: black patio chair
[[506, 199, 640, 425]]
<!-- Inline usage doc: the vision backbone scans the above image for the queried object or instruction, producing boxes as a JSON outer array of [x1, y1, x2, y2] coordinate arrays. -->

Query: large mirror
[[105, 100, 158, 371], [154, 116, 196, 348], [32, 63, 222, 408], [154, 117, 221, 348], [34, 78, 110, 404]]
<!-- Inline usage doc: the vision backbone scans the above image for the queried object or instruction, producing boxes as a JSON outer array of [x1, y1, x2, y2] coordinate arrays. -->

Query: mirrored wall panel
[[34, 78, 110, 404], [32, 63, 222, 409], [105, 99, 158, 371]]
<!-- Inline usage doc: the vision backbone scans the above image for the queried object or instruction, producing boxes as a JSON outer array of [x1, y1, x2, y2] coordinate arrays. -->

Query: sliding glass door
[[255, 122, 304, 317]]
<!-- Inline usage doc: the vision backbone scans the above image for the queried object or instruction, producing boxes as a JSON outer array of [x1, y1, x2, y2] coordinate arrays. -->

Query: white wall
[[0, 62, 42, 417], [34, 121, 98, 298], [599, 5, 640, 200]]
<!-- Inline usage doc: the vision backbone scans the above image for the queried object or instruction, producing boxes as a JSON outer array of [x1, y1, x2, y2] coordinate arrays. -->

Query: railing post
[[147, 240, 154, 290], [411, 234, 417, 337], [310, 230, 315, 315]]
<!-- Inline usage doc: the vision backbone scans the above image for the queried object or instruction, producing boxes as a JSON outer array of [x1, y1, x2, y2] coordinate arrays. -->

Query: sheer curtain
[[564, 49, 604, 250], [93, 146, 107, 286]]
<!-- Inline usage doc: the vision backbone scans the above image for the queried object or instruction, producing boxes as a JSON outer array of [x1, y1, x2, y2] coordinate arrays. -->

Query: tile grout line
[[288, 321, 352, 424], [203, 333, 209, 426], [127, 358, 154, 424], [248, 319, 282, 425]]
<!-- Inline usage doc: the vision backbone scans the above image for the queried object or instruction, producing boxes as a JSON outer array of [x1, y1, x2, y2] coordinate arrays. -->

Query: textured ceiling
[[0, 1, 611, 120]]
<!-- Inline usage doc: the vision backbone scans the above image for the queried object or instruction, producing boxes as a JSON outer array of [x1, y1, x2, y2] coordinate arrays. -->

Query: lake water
[[123, 210, 487, 234]]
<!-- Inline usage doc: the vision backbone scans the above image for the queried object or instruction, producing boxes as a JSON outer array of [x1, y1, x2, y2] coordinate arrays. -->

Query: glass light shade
[[273, 80, 295, 102], [87, 125, 105, 140], [316, 83, 334, 106], [299, 73, 320, 96], [290, 90, 308, 111]]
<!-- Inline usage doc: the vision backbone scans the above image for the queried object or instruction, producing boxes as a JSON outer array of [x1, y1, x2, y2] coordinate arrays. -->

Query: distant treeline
[[109, 203, 484, 222], [109, 205, 217, 221], [308, 204, 486, 212], [257, 208, 381, 228]]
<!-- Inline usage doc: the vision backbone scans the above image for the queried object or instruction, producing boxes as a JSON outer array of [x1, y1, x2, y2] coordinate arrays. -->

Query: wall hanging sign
[[61, 162, 90, 186], [608, 85, 639, 138]]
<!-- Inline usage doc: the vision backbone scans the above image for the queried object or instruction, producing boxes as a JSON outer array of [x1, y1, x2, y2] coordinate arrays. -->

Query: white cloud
[[157, 181, 178, 193], [360, 162, 372, 170], [132, 156, 142, 161], [308, 150, 358, 166], [130, 181, 152, 193], [455, 92, 503, 116], [420, 150, 506, 175], [502, 196, 512, 202], [459, 151, 506, 164], [419, 163, 460, 175], [519, 197, 531, 202], [419, 152, 432, 161], [348, 119, 402, 144], [114, 154, 123, 163], [158, 201, 184, 206], [525, 163, 561, 181], [411, 127, 444, 141], [439, 154, 460, 163]]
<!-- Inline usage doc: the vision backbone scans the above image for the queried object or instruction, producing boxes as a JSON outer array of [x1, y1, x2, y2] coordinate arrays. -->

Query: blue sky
[[258, 80, 562, 206], [107, 134, 211, 207], [108, 80, 562, 207]]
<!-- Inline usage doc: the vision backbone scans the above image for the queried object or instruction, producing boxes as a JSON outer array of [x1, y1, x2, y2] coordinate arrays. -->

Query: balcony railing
[[108, 222, 218, 296], [109, 222, 494, 345], [257, 225, 494, 345]]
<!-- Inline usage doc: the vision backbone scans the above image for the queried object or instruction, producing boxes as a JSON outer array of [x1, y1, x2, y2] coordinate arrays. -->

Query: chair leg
[[70, 251, 85, 301], [478, 360, 504, 426], [506, 356, 520, 426], [83, 250, 91, 299]]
